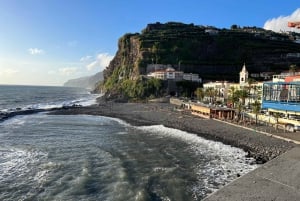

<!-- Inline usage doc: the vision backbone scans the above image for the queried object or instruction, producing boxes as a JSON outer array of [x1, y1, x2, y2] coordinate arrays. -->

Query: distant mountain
[[63, 71, 103, 89]]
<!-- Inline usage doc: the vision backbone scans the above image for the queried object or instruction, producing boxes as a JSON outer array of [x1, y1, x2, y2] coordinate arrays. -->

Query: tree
[[228, 86, 239, 108], [236, 101, 244, 121], [237, 89, 249, 106], [194, 88, 205, 101], [273, 112, 280, 130], [231, 24, 238, 30], [152, 42, 160, 64], [146, 77, 162, 97], [205, 87, 218, 104], [176, 81, 200, 98], [252, 100, 261, 125], [247, 78, 256, 105]]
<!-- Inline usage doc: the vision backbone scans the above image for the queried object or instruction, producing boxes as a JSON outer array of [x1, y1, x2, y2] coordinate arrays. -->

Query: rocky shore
[[49, 101, 296, 164], [0, 108, 46, 122]]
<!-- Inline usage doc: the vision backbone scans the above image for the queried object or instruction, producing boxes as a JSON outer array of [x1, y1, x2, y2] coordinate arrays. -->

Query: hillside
[[99, 22, 300, 96], [64, 71, 103, 90]]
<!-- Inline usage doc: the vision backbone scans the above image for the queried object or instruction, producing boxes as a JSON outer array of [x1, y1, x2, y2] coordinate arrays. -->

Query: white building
[[272, 70, 300, 82], [205, 28, 219, 35], [182, 73, 202, 82], [148, 67, 183, 80], [203, 81, 234, 100], [147, 67, 201, 82], [203, 63, 263, 104], [165, 67, 178, 79], [239, 63, 249, 87], [148, 70, 166, 80]]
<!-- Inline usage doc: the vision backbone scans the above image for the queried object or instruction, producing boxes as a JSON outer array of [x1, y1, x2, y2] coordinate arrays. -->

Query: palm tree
[[252, 100, 261, 125], [255, 85, 262, 101], [194, 88, 204, 102], [228, 86, 239, 108], [273, 112, 280, 130], [205, 87, 217, 104], [236, 101, 244, 122], [247, 78, 256, 105], [237, 89, 249, 106]]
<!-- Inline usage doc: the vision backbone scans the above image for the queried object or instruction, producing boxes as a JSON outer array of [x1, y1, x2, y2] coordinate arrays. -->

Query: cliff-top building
[[147, 66, 202, 82]]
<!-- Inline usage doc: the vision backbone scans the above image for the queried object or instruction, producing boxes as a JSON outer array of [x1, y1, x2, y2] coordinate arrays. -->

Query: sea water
[[0, 85, 258, 200]]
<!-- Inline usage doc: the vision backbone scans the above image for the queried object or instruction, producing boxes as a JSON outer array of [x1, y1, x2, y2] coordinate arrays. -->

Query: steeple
[[239, 63, 248, 87], [241, 62, 247, 73]]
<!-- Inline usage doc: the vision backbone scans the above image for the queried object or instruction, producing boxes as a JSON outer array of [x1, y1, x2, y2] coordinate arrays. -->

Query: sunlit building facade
[[262, 82, 300, 115]]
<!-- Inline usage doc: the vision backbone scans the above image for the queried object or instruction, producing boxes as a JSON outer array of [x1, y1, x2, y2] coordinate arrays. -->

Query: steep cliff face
[[103, 34, 141, 81], [100, 22, 300, 94]]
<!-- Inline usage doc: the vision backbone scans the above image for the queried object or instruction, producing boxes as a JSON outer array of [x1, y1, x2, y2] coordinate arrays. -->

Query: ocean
[[0, 85, 258, 201]]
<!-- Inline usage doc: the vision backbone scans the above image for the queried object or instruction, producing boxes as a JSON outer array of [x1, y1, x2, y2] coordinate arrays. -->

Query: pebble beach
[[50, 101, 296, 163]]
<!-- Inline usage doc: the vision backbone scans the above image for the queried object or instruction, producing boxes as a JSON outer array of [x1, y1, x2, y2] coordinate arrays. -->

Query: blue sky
[[0, 0, 300, 86]]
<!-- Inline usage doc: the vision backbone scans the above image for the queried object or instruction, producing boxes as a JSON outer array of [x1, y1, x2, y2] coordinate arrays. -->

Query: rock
[[255, 156, 267, 164]]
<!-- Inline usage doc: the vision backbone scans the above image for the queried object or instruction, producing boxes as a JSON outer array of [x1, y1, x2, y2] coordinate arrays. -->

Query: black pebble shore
[[49, 101, 296, 164]]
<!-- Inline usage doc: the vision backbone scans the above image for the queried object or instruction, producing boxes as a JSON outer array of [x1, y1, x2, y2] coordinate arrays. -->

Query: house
[[147, 67, 183, 80], [182, 73, 202, 82], [203, 63, 250, 99], [286, 53, 300, 58], [203, 81, 234, 100], [272, 70, 300, 82], [202, 64, 263, 105], [261, 73, 300, 131], [190, 102, 235, 119], [147, 67, 201, 82], [205, 28, 219, 35]]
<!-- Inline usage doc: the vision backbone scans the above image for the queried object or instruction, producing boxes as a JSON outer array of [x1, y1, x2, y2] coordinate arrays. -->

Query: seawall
[[204, 146, 300, 200]]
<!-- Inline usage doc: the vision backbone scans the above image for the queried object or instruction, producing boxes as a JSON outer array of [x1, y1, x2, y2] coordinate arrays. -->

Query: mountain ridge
[[97, 22, 300, 96], [64, 71, 103, 90]]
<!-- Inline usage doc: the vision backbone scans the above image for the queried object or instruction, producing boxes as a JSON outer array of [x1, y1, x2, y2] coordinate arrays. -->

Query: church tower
[[239, 63, 248, 87]]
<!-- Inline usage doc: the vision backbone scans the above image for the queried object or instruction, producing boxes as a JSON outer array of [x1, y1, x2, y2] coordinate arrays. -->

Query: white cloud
[[58, 67, 78, 76], [80, 55, 92, 62], [264, 8, 300, 33], [86, 53, 113, 71], [28, 48, 45, 55], [0, 68, 19, 76]]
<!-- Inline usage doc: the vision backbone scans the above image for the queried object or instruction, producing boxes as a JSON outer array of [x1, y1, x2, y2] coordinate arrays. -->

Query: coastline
[[49, 101, 296, 163]]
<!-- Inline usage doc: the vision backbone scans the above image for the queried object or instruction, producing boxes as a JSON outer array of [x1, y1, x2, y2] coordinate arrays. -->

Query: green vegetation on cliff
[[100, 22, 300, 99]]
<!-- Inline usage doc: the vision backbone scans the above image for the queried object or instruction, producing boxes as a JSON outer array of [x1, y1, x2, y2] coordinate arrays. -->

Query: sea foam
[[133, 124, 259, 197]]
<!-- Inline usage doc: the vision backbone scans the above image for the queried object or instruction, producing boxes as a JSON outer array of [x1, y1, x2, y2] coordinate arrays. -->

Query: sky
[[0, 0, 300, 86]]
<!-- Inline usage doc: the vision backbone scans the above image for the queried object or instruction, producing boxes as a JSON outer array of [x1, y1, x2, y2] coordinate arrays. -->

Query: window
[[263, 83, 300, 103]]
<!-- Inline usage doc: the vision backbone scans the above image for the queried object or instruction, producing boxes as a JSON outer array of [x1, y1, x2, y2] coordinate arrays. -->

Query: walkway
[[214, 118, 300, 144], [204, 146, 300, 200]]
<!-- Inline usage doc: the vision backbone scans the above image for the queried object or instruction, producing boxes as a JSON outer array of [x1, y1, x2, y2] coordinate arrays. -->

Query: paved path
[[214, 118, 300, 145], [204, 146, 300, 201]]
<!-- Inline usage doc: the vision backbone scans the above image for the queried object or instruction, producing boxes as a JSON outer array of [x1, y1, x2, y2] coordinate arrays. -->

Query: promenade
[[204, 146, 300, 201], [214, 118, 300, 145]]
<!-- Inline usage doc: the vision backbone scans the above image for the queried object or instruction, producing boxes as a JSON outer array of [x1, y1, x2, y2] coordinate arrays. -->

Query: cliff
[[100, 22, 300, 95], [64, 71, 103, 90]]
